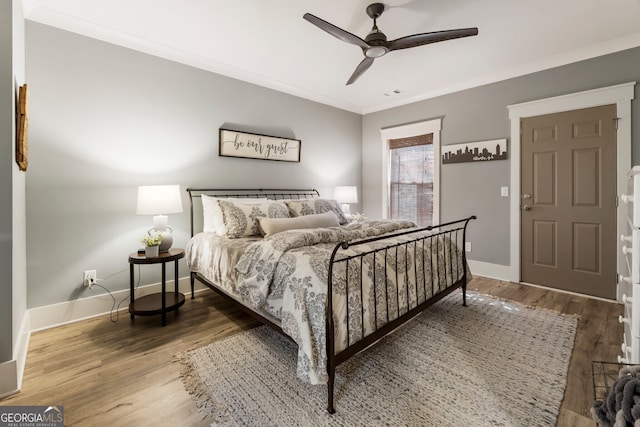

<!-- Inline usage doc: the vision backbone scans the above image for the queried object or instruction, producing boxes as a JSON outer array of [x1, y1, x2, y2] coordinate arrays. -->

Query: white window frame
[[380, 118, 441, 224]]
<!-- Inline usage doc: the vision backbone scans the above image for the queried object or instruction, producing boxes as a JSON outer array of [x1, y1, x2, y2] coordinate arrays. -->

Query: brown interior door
[[521, 104, 617, 299]]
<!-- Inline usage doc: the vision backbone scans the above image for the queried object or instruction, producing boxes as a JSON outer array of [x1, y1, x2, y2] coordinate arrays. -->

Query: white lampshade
[[334, 186, 358, 216], [136, 185, 183, 253], [136, 185, 183, 215], [334, 186, 358, 204]]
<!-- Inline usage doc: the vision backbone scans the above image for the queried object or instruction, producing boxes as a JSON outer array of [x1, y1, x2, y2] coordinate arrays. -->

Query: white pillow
[[202, 195, 267, 235], [285, 198, 349, 225], [258, 211, 340, 237], [218, 199, 290, 238]]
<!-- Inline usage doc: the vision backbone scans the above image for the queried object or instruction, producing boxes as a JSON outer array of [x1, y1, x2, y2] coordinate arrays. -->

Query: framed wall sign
[[219, 129, 301, 162], [16, 84, 28, 171]]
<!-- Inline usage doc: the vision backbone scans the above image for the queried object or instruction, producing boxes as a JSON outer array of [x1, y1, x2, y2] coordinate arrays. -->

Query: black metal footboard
[[325, 215, 476, 413]]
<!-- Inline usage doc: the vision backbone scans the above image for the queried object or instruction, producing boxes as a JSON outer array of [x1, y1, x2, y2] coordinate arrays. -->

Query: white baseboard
[[467, 260, 511, 282], [29, 276, 206, 332]]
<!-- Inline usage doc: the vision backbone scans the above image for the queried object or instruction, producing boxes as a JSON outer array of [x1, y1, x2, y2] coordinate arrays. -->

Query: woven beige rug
[[177, 292, 577, 426]]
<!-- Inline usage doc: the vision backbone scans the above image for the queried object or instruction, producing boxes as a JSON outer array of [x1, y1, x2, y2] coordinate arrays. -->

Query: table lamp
[[334, 186, 358, 215], [136, 185, 183, 252]]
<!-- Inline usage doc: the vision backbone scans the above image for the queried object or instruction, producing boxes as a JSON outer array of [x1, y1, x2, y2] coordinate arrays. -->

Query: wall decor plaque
[[16, 84, 28, 171], [219, 129, 301, 162], [442, 138, 507, 164]]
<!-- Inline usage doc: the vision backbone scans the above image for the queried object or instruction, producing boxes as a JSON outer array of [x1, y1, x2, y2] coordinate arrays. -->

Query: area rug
[[177, 292, 578, 426]]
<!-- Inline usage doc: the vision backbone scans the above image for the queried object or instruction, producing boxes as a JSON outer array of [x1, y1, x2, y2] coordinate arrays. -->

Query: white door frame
[[507, 82, 635, 299], [380, 118, 442, 224]]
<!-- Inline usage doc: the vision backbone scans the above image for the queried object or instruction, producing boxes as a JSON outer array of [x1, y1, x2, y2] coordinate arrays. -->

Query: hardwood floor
[[2, 276, 622, 426]]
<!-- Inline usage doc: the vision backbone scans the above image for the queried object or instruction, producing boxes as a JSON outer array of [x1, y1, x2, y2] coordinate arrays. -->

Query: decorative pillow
[[218, 199, 290, 238], [285, 198, 349, 225], [315, 199, 349, 225], [258, 211, 340, 237], [202, 195, 267, 235], [284, 199, 316, 217]]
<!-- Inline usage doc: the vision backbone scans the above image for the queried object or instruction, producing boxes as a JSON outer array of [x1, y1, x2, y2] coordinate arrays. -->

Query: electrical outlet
[[83, 270, 97, 288], [465, 242, 472, 252]]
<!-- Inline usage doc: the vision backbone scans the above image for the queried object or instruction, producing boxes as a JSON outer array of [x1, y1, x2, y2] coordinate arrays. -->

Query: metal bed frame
[[186, 188, 476, 413]]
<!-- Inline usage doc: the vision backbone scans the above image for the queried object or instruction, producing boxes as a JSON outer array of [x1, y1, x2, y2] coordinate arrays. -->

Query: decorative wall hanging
[[442, 138, 507, 164], [16, 84, 28, 171], [219, 129, 301, 162]]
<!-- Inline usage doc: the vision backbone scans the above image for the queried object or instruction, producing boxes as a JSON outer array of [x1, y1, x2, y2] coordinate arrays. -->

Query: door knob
[[523, 193, 532, 199], [523, 205, 532, 211]]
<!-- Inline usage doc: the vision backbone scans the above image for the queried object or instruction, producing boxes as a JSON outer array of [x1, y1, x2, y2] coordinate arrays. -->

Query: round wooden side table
[[128, 248, 185, 326]]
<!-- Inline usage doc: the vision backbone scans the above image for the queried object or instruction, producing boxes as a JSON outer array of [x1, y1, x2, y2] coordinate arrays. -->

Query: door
[[521, 104, 617, 299]]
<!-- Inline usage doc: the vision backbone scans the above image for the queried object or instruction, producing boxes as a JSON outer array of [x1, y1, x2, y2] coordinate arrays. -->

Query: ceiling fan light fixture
[[365, 46, 387, 58]]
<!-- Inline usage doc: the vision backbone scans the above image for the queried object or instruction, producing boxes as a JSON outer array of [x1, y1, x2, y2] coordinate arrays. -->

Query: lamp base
[[148, 227, 173, 252], [158, 233, 173, 252]]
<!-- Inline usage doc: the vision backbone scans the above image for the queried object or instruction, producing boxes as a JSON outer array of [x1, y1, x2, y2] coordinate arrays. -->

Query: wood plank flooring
[[1, 276, 622, 426]]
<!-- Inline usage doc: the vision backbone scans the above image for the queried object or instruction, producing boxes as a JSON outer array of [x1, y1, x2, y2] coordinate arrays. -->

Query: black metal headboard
[[186, 188, 320, 236]]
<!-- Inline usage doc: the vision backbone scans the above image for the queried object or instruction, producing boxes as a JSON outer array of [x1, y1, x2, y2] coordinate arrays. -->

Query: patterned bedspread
[[233, 220, 469, 385]]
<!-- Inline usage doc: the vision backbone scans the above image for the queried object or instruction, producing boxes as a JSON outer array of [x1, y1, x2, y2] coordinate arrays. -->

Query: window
[[388, 134, 434, 226], [380, 119, 441, 226]]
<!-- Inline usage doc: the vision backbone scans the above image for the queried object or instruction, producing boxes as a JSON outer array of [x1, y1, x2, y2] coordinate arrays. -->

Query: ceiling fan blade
[[303, 13, 370, 49], [346, 57, 375, 85], [387, 28, 478, 52]]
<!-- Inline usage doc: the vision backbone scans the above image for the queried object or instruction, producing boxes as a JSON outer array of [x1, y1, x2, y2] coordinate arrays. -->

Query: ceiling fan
[[303, 3, 478, 85]]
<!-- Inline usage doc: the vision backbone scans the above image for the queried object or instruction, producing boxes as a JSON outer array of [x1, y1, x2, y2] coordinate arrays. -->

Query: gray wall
[[25, 22, 362, 309], [363, 47, 640, 266]]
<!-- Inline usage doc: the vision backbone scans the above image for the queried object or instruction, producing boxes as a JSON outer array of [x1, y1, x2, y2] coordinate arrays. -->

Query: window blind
[[389, 133, 434, 227]]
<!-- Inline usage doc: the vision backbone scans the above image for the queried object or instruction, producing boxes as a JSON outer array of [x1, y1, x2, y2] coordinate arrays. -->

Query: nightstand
[[128, 248, 185, 326]]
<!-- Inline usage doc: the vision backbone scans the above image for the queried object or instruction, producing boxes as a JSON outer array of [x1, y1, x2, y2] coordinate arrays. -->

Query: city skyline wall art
[[442, 138, 508, 164]]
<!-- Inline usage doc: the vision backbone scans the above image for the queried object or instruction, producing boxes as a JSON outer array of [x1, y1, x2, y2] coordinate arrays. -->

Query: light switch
[[501, 186, 509, 197]]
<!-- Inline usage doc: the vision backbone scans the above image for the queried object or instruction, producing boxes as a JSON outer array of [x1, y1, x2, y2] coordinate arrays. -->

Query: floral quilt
[[234, 220, 469, 384]]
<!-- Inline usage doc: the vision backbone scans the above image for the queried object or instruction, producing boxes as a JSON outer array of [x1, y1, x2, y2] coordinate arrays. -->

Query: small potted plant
[[141, 233, 163, 258]]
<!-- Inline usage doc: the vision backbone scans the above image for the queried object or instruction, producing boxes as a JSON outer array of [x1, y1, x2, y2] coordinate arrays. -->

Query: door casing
[[508, 82, 635, 301]]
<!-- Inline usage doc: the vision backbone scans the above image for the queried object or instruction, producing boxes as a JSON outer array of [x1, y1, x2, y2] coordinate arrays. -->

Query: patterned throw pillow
[[218, 199, 290, 238], [285, 198, 348, 225], [284, 199, 316, 217], [314, 199, 349, 225], [202, 195, 267, 235]]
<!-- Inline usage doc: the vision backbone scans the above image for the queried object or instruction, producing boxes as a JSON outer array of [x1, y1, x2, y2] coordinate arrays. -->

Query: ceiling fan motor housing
[[366, 28, 387, 44]]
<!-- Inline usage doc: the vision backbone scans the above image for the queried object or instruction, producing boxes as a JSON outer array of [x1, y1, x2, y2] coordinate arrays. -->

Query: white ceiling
[[22, 0, 640, 114]]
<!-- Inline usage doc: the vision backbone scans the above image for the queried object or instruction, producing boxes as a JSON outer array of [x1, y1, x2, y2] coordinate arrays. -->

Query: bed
[[185, 188, 476, 413]]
